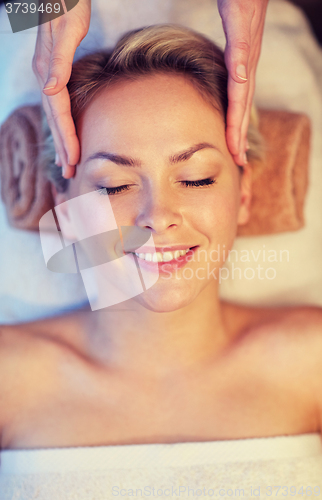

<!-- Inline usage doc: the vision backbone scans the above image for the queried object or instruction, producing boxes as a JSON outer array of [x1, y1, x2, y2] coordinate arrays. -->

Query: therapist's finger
[[218, 0, 268, 164], [45, 88, 79, 178], [239, 11, 266, 163], [40, 89, 69, 175], [42, 22, 85, 95], [218, 0, 252, 159], [41, 24, 84, 171], [226, 75, 249, 165], [239, 44, 261, 162], [33, 1, 91, 175], [33, 22, 77, 176]]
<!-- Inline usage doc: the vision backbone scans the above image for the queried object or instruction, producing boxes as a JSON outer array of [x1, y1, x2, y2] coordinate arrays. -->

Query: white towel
[[1, 434, 322, 499]]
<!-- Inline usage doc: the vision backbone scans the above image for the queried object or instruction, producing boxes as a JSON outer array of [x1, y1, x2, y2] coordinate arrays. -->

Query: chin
[[134, 284, 197, 313]]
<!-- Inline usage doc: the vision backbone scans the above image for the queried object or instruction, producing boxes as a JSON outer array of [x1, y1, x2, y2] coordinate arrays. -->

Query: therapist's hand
[[218, 0, 269, 166], [32, 0, 91, 178]]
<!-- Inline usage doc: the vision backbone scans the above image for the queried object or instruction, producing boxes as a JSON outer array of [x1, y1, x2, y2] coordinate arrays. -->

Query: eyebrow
[[84, 142, 220, 168]]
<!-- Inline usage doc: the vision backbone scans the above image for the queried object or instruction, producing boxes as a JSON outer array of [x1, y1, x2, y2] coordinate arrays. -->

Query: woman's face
[[57, 73, 251, 312]]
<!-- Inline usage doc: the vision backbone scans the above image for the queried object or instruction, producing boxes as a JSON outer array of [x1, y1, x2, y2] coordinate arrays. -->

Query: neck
[[81, 282, 231, 378]]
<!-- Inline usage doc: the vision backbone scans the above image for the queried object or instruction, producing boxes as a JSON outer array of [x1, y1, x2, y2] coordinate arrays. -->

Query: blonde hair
[[42, 24, 263, 191]]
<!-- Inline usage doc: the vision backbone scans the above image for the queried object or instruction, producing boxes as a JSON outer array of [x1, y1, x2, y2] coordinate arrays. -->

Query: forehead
[[77, 73, 227, 156], [80, 73, 222, 121]]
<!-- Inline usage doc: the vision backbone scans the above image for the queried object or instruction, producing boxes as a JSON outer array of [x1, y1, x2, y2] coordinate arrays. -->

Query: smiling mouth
[[127, 246, 198, 263]]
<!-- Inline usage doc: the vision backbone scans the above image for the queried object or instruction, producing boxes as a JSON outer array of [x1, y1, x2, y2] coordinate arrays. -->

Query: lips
[[126, 246, 199, 273], [133, 248, 190, 263], [126, 245, 196, 253]]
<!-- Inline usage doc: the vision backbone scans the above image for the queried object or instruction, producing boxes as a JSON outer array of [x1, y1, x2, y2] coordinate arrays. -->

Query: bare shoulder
[[248, 304, 322, 347], [248, 305, 322, 433], [268, 305, 322, 332], [0, 324, 36, 439], [222, 300, 322, 339], [0, 309, 89, 378], [267, 304, 322, 371], [253, 305, 322, 371], [0, 312, 88, 438], [0, 322, 42, 379], [222, 300, 322, 383], [0, 306, 90, 357], [260, 305, 322, 426], [222, 302, 322, 435], [0, 323, 56, 410]]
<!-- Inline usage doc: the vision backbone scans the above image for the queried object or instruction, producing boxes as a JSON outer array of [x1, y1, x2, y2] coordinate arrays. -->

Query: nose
[[135, 185, 182, 234]]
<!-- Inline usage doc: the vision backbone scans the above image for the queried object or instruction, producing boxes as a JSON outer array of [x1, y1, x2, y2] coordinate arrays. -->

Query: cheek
[[67, 166, 119, 239], [67, 192, 120, 242], [101, 197, 138, 227], [192, 185, 240, 248]]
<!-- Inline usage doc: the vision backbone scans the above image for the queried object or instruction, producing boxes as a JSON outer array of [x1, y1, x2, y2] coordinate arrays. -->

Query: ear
[[237, 163, 252, 226], [51, 184, 77, 242]]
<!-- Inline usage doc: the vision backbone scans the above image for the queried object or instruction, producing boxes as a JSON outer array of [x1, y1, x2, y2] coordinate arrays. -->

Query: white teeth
[[162, 252, 173, 262], [134, 248, 191, 262], [152, 252, 163, 262]]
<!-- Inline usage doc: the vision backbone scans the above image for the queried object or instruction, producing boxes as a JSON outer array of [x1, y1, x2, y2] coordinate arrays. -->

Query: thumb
[[219, 3, 252, 83], [43, 31, 81, 94], [224, 29, 251, 84]]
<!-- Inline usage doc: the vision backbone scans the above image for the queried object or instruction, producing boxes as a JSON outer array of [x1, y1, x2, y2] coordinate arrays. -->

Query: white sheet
[[0, 0, 322, 323], [1, 434, 322, 500]]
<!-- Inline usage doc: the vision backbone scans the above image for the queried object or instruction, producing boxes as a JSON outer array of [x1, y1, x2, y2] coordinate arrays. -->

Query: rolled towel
[[237, 109, 311, 236], [0, 105, 310, 236], [0, 105, 54, 231]]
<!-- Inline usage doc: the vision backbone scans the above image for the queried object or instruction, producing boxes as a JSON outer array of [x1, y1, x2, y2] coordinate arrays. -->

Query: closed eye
[[96, 185, 131, 196], [181, 178, 217, 188], [96, 178, 217, 196]]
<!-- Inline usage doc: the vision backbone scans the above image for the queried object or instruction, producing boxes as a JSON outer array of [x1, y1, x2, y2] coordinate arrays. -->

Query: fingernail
[[243, 152, 248, 165], [55, 153, 60, 165], [62, 165, 66, 177], [43, 77, 57, 91], [236, 65, 247, 81]]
